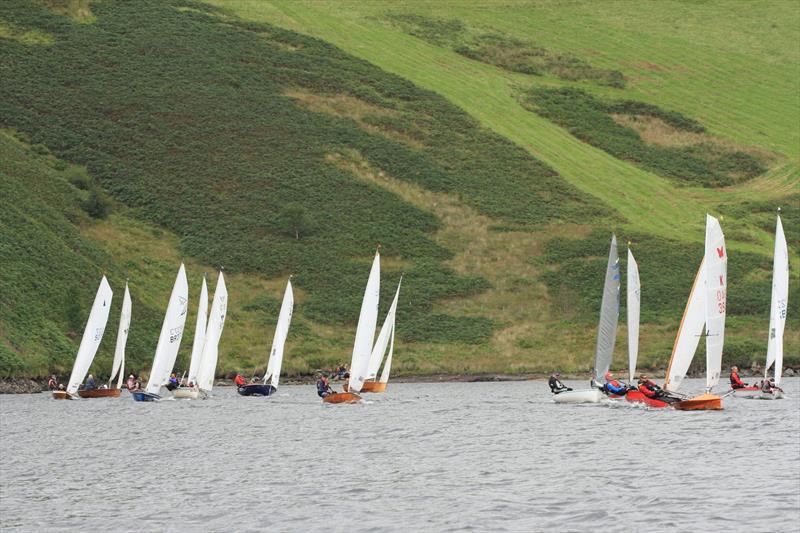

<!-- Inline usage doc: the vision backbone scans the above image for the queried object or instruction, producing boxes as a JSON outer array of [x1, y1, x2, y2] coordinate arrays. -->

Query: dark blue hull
[[237, 384, 277, 397], [131, 391, 161, 402]]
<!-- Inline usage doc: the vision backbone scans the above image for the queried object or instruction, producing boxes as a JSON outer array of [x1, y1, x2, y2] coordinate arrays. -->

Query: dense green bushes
[[521, 87, 766, 187]]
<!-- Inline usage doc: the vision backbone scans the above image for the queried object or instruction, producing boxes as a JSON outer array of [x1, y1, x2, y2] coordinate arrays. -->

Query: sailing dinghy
[[53, 276, 113, 400], [79, 282, 131, 398], [193, 270, 228, 398], [324, 251, 381, 404], [132, 264, 189, 401], [354, 275, 402, 394], [173, 274, 208, 399], [554, 235, 619, 404], [662, 215, 727, 411], [758, 212, 788, 400], [239, 278, 294, 397]]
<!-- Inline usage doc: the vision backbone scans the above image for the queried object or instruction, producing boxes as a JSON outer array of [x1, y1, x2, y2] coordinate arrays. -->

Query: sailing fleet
[[52, 212, 789, 408]]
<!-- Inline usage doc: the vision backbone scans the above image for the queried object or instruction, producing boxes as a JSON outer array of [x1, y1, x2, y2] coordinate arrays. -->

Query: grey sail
[[594, 235, 620, 380]]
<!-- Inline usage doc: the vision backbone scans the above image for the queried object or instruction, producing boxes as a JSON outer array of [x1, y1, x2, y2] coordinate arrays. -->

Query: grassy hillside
[[0, 0, 797, 380]]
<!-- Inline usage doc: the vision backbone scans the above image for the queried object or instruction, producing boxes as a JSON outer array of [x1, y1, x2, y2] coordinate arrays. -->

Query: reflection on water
[[1, 379, 799, 532]]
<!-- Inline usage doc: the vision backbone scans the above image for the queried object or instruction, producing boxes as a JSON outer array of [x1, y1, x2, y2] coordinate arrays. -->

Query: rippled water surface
[[2, 379, 799, 532]]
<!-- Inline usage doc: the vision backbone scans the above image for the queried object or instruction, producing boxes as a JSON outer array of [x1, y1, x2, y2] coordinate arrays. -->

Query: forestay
[[196, 271, 228, 392], [665, 260, 706, 393], [626, 249, 640, 383], [703, 214, 727, 389], [186, 275, 208, 385], [366, 276, 402, 382], [348, 251, 381, 393], [765, 214, 789, 386], [110, 283, 131, 389], [67, 276, 113, 394], [594, 235, 620, 381], [145, 264, 189, 395], [265, 279, 294, 389]]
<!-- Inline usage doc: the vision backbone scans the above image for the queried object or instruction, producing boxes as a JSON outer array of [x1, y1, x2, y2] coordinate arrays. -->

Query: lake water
[[1, 379, 799, 532]]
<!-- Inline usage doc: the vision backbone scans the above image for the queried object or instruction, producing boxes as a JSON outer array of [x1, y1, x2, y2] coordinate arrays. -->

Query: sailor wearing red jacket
[[729, 366, 747, 389], [638, 375, 660, 397]]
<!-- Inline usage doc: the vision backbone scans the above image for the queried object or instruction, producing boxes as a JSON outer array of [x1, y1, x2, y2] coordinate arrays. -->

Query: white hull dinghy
[[553, 389, 603, 404]]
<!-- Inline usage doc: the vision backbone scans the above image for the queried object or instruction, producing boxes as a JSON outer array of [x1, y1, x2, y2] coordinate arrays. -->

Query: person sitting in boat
[[729, 366, 747, 389], [84, 374, 97, 390], [234, 372, 246, 388], [249, 376, 260, 384], [638, 375, 680, 404], [47, 375, 58, 391], [58, 383, 66, 391], [317, 375, 334, 397], [126, 375, 136, 391], [602, 372, 628, 396], [761, 378, 784, 394], [166, 372, 180, 391], [548, 373, 571, 394]]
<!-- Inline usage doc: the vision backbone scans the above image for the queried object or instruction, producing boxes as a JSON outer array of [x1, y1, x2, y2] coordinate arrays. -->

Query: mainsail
[[703, 214, 727, 390], [265, 279, 294, 389], [765, 214, 789, 386], [626, 248, 640, 383], [109, 283, 131, 389], [186, 275, 209, 385], [348, 251, 381, 393], [594, 235, 620, 381], [196, 271, 228, 392], [664, 260, 706, 393], [366, 276, 402, 381], [145, 264, 189, 395], [66, 276, 113, 394]]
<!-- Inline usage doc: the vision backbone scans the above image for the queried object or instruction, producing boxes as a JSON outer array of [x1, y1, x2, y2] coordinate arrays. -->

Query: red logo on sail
[[719, 275, 724, 286], [716, 246, 725, 258]]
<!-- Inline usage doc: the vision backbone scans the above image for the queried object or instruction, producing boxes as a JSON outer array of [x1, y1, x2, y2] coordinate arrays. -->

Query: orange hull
[[674, 393, 722, 411], [77, 388, 121, 398], [322, 392, 362, 404], [343, 381, 387, 393], [51, 391, 73, 400]]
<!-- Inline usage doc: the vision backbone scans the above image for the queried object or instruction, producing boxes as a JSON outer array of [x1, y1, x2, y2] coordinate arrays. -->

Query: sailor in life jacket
[[637, 375, 661, 398], [548, 373, 571, 394], [602, 372, 628, 395], [233, 373, 246, 388], [729, 366, 747, 389]]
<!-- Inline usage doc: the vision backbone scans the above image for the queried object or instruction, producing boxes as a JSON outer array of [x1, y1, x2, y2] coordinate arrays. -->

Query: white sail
[[110, 283, 131, 389], [195, 271, 228, 392], [704, 214, 727, 390], [594, 235, 620, 381], [366, 276, 402, 381], [379, 321, 395, 384], [348, 251, 381, 393], [765, 214, 789, 385], [186, 275, 208, 385], [626, 248, 640, 383], [66, 276, 113, 394], [265, 279, 294, 389], [145, 264, 189, 395], [664, 259, 706, 393]]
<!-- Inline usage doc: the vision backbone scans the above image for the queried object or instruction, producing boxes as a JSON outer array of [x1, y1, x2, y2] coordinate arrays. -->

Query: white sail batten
[[366, 277, 402, 381], [348, 251, 381, 393], [186, 275, 208, 385], [664, 260, 706, 393], [110, 283, 131, 389], [67, 276, 113, 394], [766, 214, 789, 385], [196, 271, 228, 392], [145, 264, 189, 395], [266, 279, 294, 389], [704, 214, 727, 390], [594, 235, 620, 381], [626, 249, 640, 383]]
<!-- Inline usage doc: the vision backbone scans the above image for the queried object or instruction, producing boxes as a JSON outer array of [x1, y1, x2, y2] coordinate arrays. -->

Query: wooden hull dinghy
[[322, 392, 361, 404], [238, 384, 277, 396], [624, 390, 671, 408], [52, 391, 76, 400], [131, 390, 161, 402], [673, 393, 722, 411], [173, 387, 202, 399], [77, 388, 121, 398], [552, 389, 602, 404], [343, 381, 387, 393], [730, 386, 761, 399]]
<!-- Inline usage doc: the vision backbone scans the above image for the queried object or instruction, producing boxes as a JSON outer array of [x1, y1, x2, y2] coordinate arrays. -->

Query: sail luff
[[366, 277, 402, 381], [664, 259, 705, 393], [195, 271, 228, 392], [348, 251, 381, 393], [594, 235, 620, 380], [766, 214, 789, 385], [626, 249, 640, 383], [110, 283, 131, 389], [266, 279, 294, 389], [145, 264, 189, 395], [66, 276, 113, 394], [186, 275, 208, 384], [704, 214, 727, 390]]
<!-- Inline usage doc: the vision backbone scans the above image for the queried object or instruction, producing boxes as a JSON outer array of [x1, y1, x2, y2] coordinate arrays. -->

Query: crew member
[[126, 375, 136, 391], [602, 372, 628, 395], [729, 366, 747, 389], [548, 373, 571, 394], [233, 372, 246, 388], [166, 372, 179, 391], [84, 374, 97, 390], [47, 375, 58, 391], [317, 375, 333, 397], [638, 375, 679, 404]]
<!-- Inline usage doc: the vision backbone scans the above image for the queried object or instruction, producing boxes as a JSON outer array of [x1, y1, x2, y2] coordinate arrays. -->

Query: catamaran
[[553, 235, 619, 404], [661, 214, 728, 411], [53, 276, 113, 400], [238, 278, 294, 397], [173, 274, 208, 399], [132, 264, 189, 402], [324, 250, 380, 404], [759, 212, 788, 400]]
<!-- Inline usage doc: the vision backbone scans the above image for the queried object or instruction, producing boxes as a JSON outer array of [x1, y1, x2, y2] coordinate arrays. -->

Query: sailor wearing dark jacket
[[549, 373, 571, 394]]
